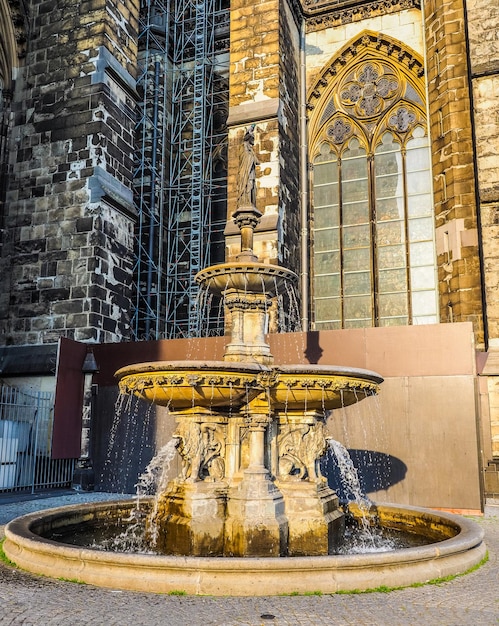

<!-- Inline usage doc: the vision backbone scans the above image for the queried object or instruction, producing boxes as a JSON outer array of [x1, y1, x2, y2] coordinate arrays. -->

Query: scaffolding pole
[[132, 0, 229, 340], [131, 0, 170, 339]]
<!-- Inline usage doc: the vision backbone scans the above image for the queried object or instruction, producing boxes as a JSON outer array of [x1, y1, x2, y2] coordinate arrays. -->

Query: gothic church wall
[[0, 0, 139, 346]]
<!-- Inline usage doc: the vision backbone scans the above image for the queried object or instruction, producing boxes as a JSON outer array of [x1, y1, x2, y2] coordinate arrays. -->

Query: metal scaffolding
[[132, 0, 229, 340]]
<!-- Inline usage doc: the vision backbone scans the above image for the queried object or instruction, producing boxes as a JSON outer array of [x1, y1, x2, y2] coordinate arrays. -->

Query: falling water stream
[[327, 439, 415, 554]]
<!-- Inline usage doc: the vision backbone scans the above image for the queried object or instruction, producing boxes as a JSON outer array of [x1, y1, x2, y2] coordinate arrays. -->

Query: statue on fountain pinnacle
[[237, 124, 259, 209]]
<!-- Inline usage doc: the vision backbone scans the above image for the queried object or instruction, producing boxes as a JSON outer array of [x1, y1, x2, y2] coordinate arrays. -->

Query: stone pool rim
[[3, 500, 486, 596]]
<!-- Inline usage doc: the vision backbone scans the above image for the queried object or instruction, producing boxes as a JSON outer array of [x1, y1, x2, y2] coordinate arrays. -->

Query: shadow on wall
[[320, 448, 407, 501], [304, 331, 323, 363]]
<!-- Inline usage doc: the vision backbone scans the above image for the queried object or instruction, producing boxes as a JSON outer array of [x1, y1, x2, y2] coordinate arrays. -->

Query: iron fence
[[0, 385, 76, 493]]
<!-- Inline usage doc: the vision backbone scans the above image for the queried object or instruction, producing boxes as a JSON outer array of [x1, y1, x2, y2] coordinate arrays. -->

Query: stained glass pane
[[342, 154, 367, 183], [345, 319, 370, 329], [316, 319, 342, 330], [314, 161, 338, 184], [344, 136, 365, 158], [377, 221, 405, 245], [314, 274, 341, 296], [378, 268, 407, 293], [409, 217, 433, 242], [314, 250, 340, 273], [343, 181, 368, 203], [314, 184, 338, 208], [404, 84, 423, 106], [343, 224, 370, 248], [344, 247, 370, 271], [410, 265, 436, 290], [315, 143, 336, 164], [412, 290, 437, 316], [406, 144, 430, 171], [410, 241, 434, 266], [407, 125, 427, 145], [375, 131, 398, 154], [375, 172, 403, 200], [378, 244, 406, 269], [413, 315, 438, 325], [315, 227, 340, 251], [379, 316, 408, 327], [406, 170, 429, 195], [344, 295, 372, 323], [343, 202, 369, 225], [315, 205, 339, 229], [315, 298, 341, 322], [377, 197, 405, 221], [344, 271, 371, 295], [407, 193, 432, 217], [378, 292, 408, 318]]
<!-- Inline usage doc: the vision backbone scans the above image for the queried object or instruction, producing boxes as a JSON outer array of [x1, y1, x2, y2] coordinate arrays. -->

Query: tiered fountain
[[3, 139, 486, 594], [115, 202, 382, 559]]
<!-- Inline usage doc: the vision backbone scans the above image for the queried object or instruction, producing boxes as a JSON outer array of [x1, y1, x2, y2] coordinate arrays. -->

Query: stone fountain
[[2, 133, 486, 594], [115, 202, 382, 558]]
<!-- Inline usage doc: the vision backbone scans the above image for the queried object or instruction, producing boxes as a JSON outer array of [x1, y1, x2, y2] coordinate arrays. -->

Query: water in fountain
[[88, 439, 180, 554], [327, 438, 405, 554], [327, 438, 371, 509]]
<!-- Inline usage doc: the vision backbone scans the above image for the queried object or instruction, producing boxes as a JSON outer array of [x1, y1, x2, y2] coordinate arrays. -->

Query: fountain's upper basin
[[115, 360, 269, 408], [195, 262, 297, 296], [271, 364, 383, 410]]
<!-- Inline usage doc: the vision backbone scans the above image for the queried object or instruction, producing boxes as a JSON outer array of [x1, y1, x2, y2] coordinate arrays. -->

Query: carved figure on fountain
[[277, 419, 328, 483], [175, 417, 226, 483]]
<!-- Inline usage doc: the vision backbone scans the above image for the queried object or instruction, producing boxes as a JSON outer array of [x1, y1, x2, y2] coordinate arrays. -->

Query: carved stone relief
[[277, 420, 328, 483]]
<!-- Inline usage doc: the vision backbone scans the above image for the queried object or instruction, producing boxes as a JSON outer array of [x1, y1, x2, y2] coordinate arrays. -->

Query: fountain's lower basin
[[115, 362, 383, 411], [3, 501, 485, 595], [272, 365, 383, 410]]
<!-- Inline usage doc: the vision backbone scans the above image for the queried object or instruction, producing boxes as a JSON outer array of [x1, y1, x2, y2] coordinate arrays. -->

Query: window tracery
[[308, 33, 438, 330]]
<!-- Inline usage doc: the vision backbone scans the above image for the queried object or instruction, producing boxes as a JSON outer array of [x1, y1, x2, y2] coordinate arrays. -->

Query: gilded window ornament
[[326, 117, 352, 144], [388, 106, 417, 134], [307, 32, 436, 331], [340, 62, 398, 118]]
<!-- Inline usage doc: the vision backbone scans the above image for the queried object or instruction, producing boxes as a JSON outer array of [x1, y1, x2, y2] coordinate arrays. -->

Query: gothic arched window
[[308, 36, 437, 329]]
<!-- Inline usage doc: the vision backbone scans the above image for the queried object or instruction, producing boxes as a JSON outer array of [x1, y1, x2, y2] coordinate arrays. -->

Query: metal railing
[[0, 385, 76, 493]]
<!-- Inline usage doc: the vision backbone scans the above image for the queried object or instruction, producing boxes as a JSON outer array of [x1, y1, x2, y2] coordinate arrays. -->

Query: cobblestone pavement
[[0, 492, 498, 626]]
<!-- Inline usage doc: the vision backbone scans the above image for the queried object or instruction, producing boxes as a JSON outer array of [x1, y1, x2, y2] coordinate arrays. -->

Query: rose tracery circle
[[340, 62, 399, 118]]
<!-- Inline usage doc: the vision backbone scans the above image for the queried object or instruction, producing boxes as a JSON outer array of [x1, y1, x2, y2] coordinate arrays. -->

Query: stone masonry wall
[[0, 0, 139, 346], [227, 0, 300, 270], [277, 0, 300, 269], [424, 0, 484, 346], [467, 0, 499, 347], [467, 0, 499, 459]]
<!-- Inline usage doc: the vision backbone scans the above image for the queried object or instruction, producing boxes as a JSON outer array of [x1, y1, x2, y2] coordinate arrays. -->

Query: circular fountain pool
[[3, 500, 485, 595]]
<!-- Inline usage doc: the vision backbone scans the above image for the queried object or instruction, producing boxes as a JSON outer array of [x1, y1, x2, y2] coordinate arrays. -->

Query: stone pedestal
[[151, 481, 227, 556], [224, 402, 288, 556], [224, 468, 288, 556], [278, 481, 344, 555]]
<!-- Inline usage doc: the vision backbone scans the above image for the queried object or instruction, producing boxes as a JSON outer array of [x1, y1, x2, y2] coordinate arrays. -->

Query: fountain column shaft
[[224, 398, 288, 556], [248, 425, 266, 471], [223, 291, 273, 364]]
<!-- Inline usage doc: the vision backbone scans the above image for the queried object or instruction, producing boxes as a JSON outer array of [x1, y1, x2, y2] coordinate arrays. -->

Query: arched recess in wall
[[307, 30, 438, 330]]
